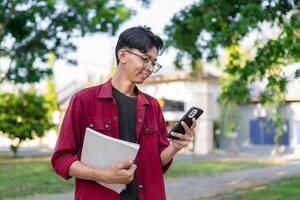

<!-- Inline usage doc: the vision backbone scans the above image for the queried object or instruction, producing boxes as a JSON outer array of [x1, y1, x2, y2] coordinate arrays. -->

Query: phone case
[[167, 106, 203, 140]]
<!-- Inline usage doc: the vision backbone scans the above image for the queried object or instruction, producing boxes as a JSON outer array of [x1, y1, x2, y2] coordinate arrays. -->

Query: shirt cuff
[[162, 158, 173, 174], [52, 154, 79, 180]]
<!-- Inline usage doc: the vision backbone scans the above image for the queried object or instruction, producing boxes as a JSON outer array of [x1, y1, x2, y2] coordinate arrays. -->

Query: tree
[[165, 0, 300, 145], [0, 0, 149, 156], [0, 90, 54, 157], [0, 0, 148, 84]]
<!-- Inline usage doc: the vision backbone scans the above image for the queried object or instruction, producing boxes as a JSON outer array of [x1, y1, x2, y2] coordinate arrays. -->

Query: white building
[[140, 73, 220, 154]]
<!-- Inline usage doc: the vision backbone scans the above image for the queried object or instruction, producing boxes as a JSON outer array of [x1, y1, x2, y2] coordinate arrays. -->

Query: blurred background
[[1, 0, 300, 200]]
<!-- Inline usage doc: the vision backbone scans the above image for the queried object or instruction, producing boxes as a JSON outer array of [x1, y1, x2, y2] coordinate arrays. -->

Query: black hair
[[115, 26, 164, 65]]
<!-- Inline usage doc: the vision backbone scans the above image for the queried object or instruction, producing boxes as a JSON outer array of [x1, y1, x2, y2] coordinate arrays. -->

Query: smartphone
[[167, 106, 203, 140]]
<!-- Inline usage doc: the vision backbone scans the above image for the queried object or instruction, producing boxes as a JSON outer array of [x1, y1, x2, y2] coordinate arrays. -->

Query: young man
[[52, 26, 197, 200]]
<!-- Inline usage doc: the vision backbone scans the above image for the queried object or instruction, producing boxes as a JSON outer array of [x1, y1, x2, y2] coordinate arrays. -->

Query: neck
[[111, 71, 135, 97]]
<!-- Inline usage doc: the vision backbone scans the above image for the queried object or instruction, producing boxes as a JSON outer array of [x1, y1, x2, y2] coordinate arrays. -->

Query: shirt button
[[113, 116, 117, 120], [105, 124, 109, 129], [89, 123, 93, 128], [138, 184, 143, 189], [138, 119, 143, 123], [145, 128, 149, 132]]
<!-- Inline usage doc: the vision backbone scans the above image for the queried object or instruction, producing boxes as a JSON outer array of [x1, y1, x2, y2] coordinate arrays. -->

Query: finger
[[172, 136, 192, 144], [127, 174, 134, 183], [172, 140, 189, 147], [128, 164, 137, 175], [122, 164, 136, 175], [171, 132, 185, 140], [122, 170, 135, 182], [181, 121, 192, 137], [128, 164, 137, 171], [172, 131, 193, 142], [173, 135, 193, 143], [190, 118, 197, 129], [120, 170, 132, 180]]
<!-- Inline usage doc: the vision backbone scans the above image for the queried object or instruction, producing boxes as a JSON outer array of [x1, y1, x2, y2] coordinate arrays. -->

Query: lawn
[[0, 156, 274, 199], [219, 175, 300, 200], [165, 159, 273, 178], [0, 157, 74, 200]]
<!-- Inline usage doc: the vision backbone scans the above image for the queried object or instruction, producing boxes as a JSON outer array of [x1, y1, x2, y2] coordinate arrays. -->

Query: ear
[[118, 49, 127, 64]]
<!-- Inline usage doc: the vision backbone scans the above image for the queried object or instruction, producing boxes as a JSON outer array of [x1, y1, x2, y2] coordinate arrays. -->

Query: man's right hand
[[100, 160, 137, 184]]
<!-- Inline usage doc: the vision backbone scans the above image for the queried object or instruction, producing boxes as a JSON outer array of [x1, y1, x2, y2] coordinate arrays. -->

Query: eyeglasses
[[124, 49, 162, 73]]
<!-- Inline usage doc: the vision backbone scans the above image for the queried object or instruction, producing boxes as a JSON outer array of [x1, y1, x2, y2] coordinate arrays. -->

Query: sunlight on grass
[[220, 176, 300, 200]]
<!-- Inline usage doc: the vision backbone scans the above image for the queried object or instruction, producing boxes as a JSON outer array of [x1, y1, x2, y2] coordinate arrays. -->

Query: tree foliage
[[0, 90, 54, 157], [0, 0, 147, 84], [165, 0, 300, 144], [0, 0, 151, 155], [45, 52, 57, 112]]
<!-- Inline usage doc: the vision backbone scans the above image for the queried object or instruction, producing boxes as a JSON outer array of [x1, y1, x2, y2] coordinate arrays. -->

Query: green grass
[[165, 159, 274, 179], [220, 176, 300, 200], [0, 157, 74, 200], [0, 156, 275, 199]]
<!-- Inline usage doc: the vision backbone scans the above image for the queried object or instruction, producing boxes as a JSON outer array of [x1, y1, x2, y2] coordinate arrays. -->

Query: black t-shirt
[[112, 86, 139, 200]]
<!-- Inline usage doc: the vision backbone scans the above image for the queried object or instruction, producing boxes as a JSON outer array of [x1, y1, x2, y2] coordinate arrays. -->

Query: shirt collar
[[97, 79, 150, 106]]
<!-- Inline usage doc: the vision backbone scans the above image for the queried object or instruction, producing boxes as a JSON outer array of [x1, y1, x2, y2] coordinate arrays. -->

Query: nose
[[144, 62, 154, 73]]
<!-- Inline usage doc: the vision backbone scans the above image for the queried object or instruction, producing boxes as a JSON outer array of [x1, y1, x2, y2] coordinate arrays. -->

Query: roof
[[144, 73, 219, 84]]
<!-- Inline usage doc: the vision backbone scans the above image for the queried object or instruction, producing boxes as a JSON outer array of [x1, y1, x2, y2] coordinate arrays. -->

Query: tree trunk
[[10, 140, 21, 158], [10, 144, 18, 158]]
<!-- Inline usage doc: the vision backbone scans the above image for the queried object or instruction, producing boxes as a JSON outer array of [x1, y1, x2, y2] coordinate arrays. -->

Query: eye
[[144, 57, 152, 64]]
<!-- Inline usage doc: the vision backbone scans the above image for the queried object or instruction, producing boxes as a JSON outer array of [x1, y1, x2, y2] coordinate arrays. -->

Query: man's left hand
[[170, 118, 197, 151]]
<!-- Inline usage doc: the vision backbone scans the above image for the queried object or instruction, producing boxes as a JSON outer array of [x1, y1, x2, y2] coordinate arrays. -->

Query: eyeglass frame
[[124, 49, 162, 73]]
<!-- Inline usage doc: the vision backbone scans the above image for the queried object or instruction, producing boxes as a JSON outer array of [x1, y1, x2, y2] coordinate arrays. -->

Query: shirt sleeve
[[51, 93, 85, 179], [156, 102, 173, 174]]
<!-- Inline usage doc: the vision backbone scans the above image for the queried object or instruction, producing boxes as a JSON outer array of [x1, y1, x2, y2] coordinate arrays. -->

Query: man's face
[[121, 47, 158, 84]]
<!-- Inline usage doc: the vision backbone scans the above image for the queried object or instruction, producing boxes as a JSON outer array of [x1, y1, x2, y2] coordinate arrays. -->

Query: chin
[[130, 75, 147, 84], [133, 77, 147, 84], [135, 79, 145, 84]]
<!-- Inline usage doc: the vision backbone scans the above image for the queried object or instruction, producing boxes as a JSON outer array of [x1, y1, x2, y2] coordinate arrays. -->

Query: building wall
[[224, 102, 300, 154], [287, 102, 300, 153], [140, 79, 220, 120], [139, 78, 220, 154]]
